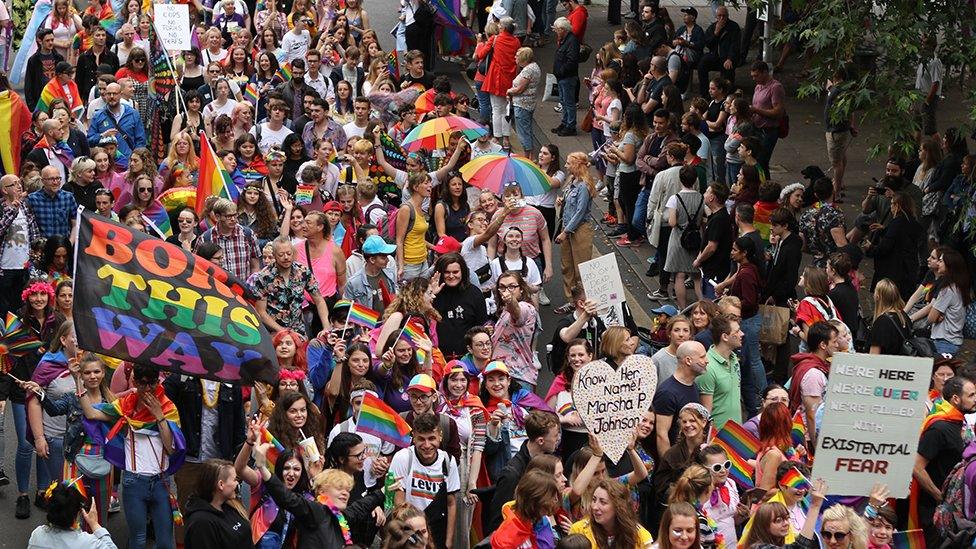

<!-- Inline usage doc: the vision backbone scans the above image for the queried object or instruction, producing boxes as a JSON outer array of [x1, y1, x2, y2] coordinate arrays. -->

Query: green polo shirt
[[696, 346, 742, 430]]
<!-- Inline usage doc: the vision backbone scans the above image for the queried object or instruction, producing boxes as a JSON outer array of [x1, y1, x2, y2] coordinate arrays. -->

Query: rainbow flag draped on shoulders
[[0, 91, 32, 176], [195, 131, 240, 214], [85, 385, 186, 476], [909, 399, 964, 531], [36, 77, 84, 117]]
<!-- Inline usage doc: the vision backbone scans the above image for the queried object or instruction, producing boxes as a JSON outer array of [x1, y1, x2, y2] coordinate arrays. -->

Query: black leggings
[[617, 170, 641, 232]]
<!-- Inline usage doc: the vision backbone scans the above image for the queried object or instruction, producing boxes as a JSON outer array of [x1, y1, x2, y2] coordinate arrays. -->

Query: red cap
[[431, 235, 462, 254], [323, 200, 343, 212]]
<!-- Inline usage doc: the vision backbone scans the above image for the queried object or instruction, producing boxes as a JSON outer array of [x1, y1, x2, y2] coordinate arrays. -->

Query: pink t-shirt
[[295, 238, 339, 298], [493, 207, 547, 259], [751, 79, 785, 129]]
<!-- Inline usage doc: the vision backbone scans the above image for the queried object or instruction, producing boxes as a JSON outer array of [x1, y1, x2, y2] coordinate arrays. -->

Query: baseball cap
[[407, 374, 437, 394], [431, 235, 461, 254], [483, 361, 509, 377], [322, 201, 343, 212], [651, 304, 679, 316], [361, 234, 396, 256], [680, 7, 698, 17]]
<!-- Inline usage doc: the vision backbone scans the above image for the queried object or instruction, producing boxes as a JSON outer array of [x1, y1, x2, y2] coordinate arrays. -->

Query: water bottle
[[384, 470, 397, 511]]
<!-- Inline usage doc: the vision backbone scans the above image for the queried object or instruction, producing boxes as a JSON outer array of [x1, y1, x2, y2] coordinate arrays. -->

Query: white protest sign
[[572, 354, 656, 464], [154, 4, 191, 51], [578, 254, 625, 310], [810, 353, 932, 498]]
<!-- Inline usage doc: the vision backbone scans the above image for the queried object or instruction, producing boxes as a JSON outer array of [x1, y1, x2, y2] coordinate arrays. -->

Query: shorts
[[825, 130, 852, 164]]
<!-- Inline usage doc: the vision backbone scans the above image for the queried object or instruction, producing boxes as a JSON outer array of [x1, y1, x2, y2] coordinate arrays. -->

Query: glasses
[[772, 515, 789, 524], [471, 341, 491, 349], [709, 460, 732, 473], [348, 449, 367, 460], [43, 176, 63, 182], [498, 284, 520, 292], [822, 531, 850, 541], [222, 212, 239, 219], [408, 392, 433, 401]]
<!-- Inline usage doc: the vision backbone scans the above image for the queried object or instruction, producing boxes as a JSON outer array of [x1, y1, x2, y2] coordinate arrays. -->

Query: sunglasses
[[138, 187, 153, 193], [822, 531, 849, 541], [709, 460, 732, 473]]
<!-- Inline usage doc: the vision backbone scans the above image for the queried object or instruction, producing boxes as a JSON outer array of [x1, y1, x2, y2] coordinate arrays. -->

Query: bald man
[[25, 119, 69, 182], [652, 340, 707, 456], [0, 174, 40, 315], [87, 81, 146, 169]]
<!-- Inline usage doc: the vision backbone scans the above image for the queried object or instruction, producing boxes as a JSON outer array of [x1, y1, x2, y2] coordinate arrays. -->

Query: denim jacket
[[561, 179, 592, 233], [343, 266, 398, 309]]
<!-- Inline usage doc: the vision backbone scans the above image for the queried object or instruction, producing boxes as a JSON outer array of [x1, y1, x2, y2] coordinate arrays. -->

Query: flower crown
[[21, 281, 55, 304]]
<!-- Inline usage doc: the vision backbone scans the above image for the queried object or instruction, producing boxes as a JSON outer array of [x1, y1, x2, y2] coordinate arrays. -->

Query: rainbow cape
[[357, 391, 412, 447], [36, 77, 84, 117], [791, 410, 806, 447], [892, 529, 925, 549], [87, 385, 186, 476], [347, 303, 380, 329], [713, 420, 760, 489], [909, 399, 964, 529], [195, 131, 240, 214], [0, 91, 32, 176]]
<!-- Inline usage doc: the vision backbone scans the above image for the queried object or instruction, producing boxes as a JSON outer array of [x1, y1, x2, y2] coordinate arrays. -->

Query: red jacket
[[567, 4, 588, 42], [477, 31, 520, 97], [788, 352, 830, 415]]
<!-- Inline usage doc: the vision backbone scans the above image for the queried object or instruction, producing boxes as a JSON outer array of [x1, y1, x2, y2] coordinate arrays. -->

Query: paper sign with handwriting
[[154, 4, 191, 51], [810, 353, 932, 498], [578, 254, 624, 310], [572, 354, 656, 464]]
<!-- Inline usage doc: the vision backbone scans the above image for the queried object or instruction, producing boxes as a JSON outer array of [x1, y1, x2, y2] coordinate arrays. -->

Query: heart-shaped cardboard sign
[[571, 354, 657, 464]]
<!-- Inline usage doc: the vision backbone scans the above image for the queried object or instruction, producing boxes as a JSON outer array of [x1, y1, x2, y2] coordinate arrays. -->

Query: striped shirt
[[492, 207, 547, 259]]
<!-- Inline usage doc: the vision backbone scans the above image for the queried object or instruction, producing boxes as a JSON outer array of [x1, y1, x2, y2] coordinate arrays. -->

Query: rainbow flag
[[779, 466, 811, 490], [64, 475, 88, 499], [357, 392, 412, 447], [244, 82, 259, 106], [0, 91, 32, 176], [195, 131, 240, 214], [892, 530, 924, 549], [386, 50, 400, 81], [275, 61, 292, 83], [294, 184, 315, 205], [71, 31, 93, 53], [347, 303, 380, 329], [261, 426, 285, 472], [141, 202, 172, 238], [399, 317, 429, 365], [713, 420, 760, 489], [36, 77, 84, 117], [791, 410, 806, 447], [430, 0, 475, 56]]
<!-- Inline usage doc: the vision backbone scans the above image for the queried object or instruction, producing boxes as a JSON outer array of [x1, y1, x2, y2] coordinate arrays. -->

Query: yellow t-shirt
[[569, 518, 654, 548], [402, 205, 429, 265]]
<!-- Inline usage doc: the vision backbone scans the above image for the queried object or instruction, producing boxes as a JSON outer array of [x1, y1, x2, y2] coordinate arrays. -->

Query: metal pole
[[762, 0, 775, 68]]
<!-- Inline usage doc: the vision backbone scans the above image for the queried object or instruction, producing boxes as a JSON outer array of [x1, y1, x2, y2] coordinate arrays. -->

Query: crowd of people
[[0, 0, 974, 547]]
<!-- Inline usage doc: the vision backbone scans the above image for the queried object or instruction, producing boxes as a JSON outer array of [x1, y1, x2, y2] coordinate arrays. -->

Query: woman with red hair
[[755, 402, 795, 492]]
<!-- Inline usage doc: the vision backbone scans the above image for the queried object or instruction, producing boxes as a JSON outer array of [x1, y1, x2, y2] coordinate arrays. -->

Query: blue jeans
[[513, 106, 535, 153], [708, 135, 727, 184], [542, 0, 557, 37], [739, 313, 767, 417], [122, 471, 175, 549], [474, 80, 492, 125], [40, 435, 64, 487], [12, 402, 46, 493], [757, 127, 779, 172], [631, 186, 650, 240], [557, 76, 578, 128], [727, 162, 742, 187], [933, 339, 961, 357]]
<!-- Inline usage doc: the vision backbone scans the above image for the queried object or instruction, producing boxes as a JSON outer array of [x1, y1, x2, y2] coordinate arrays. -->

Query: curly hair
[[268, 391, 325, 455], [238, 181, 279, 238], [590, 479, 640, 549], [383, 277, 441, 322]]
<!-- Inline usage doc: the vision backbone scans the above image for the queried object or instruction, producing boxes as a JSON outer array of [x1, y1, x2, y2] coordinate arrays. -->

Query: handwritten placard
[[154, 4, 191, 51], [810, 353, 932, 498], [571, 355, 656, 464], [578, 254, 624, 310]]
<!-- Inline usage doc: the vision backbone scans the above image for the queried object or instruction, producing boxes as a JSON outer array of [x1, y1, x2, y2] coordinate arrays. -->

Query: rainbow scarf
[[909, 400, 964, 529], [316, 494, 352, 545]]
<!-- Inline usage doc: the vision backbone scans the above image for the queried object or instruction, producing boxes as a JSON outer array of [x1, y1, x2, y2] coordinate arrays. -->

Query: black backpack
[[677, 193, 704, 251], [887, 312, 937, 357]]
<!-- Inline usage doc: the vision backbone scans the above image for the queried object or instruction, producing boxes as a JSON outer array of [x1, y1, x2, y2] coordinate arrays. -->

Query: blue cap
[[361, 235, 396, 256], [651, 304, 679, 316]]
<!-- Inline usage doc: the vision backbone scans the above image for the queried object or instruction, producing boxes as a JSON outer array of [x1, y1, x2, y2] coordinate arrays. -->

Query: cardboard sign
[[154, 4, 191, 51], [572, 355, 657, 464], [810, 353, 932, 498], [73, 211, 279, 385], [578, 254, 625, 311]]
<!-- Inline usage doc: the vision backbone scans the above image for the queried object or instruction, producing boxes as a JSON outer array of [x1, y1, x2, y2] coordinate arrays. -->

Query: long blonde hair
[[165, 131, 200, 173], [821, 504, 869, 549], [567, 151, 597, 198], [872, 278, 907, 322]]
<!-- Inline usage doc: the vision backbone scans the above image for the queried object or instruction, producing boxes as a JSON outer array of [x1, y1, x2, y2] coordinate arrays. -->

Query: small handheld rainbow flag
[[398, 317, 429, 365], [386, 50, 400, 81], [261, 426, 285, 472], [195, 131, 240, 213], [791, 410, 806, 447], [64, 475, 88, 499], [243, 82, 260, 106], [357, 392, 412, 447], [780, 466, 811, 490], [275, 61, 293, 83], [891, 529, 924, 549], [347, 303, 380, 329], [713, 420, 760, 489], [294, 184, 315, 205]]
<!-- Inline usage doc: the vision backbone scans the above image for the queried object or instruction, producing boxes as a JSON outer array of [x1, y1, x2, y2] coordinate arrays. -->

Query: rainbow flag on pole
[[244, 82, 259, 106], [779, 466, 811, 490], [195, 131, 240, 214], [399, 317, 429, 365], [0, 91, 31, 176], [64, 475, 88, 499], [791, 410, 806, 446], [386, 50, 400, 81], [713, 420, 760, 489], [892, 530, 924, 549], [275, 61, 292, 83], [357, 392, 412, 447], [261, 426, 286, 472], [347, 303, 380, 329]]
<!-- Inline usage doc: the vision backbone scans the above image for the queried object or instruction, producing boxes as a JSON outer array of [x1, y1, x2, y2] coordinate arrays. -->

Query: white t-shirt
[[363, 197, 387, 225], [603, 98, 622, 138], [526, 170, 565, 209], [203, 98, 239, 124], [329, 418, 395, 488], [389, 447, 460, 511], [343, 121, 367, 140], [1, 209, 30, 269], [461, 236, 491, 292], [250, 123, 294, 154], [125, 429, 169, 475], [305, 72, 335, 101], [201, 48, 228, 66], [490, 255, 541, 289], [281, 30, 311, 63]]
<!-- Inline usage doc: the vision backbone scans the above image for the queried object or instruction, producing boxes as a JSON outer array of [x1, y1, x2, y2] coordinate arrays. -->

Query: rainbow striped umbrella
[[401, 115, 488, 152], [414, 88, 438, 115], [459, 153, 552, 197]]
